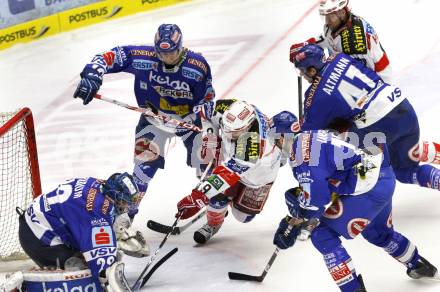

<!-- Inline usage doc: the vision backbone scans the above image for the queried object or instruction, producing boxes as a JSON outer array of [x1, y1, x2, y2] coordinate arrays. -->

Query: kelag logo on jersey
[[92, 226, 114, 247], [8, 0, 35, 15]]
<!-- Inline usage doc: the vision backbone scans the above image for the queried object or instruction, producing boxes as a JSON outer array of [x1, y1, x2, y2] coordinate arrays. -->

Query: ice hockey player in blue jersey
[[15, 172, 148, 291], [73, 24, 216, 218], [290, 43, 440, 192], [273, 130, 438, 291]]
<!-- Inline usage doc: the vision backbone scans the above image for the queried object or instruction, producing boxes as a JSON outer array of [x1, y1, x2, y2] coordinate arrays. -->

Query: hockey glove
[[289, 38, 317, 63], [73, 68, 103, 105], [177, 189, 209, 219], [273, 215, 301, 250]]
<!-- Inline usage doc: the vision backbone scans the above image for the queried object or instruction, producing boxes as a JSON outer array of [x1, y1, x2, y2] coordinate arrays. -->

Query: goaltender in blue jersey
[[5, 173, 149, 291]]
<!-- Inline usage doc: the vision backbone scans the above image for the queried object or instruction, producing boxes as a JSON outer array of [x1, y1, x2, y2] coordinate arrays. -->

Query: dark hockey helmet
[[293, 44, 326, 73], [103, 172, 139, 213], [154, 24, 183, 54]]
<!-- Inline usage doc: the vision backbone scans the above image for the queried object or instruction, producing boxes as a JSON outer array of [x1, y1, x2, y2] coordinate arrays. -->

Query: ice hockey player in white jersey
[[175, 99, 297, 244], [7, 172, 148, 292], [290, 0, 392, 83]]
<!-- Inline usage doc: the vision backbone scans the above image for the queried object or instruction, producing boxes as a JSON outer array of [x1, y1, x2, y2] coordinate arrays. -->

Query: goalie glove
[[114, 214, 149, 258]]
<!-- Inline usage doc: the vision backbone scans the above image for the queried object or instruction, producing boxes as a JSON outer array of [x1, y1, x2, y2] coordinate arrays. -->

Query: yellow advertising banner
[[0, 0, 190, 51], [0, 14, 59, 51]]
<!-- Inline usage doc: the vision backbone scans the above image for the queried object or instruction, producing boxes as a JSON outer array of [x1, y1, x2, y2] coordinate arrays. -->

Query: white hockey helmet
[[221, 101, 256, 140], [319, 0, 350, 15]]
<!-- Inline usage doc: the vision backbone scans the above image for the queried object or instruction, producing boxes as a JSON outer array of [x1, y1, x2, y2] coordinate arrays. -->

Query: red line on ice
[[220, 1, 320, 99]]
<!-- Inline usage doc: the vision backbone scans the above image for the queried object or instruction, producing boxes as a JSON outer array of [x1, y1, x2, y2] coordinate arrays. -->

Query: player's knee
[[311, 226, 341, 254], [362, 227, 393, 247], [231, 206, 255, 223]]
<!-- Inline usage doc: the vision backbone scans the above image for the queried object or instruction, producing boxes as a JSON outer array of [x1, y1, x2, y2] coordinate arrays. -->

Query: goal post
[[0, 108, 41, 261]]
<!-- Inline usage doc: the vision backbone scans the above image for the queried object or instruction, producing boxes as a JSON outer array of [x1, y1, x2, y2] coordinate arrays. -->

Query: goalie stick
[[228, 224, 294, 282], [132, 215, 181, 291], [139, 247, 178, 288], [147, 209, 207, 235]]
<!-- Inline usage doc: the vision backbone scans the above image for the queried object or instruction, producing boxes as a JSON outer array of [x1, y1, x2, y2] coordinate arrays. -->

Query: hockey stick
[[132, 215, 182, 291], [139, 247, 178, 288], [228, 224, 294, 282], [147, 209, 207, 235], [94, 94, 202, 133], [297, 76, 303, 119], [146, 160, 213, 235]]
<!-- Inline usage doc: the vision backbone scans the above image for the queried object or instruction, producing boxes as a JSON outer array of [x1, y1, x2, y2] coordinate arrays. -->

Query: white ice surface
[[1, 0, 440, 291]]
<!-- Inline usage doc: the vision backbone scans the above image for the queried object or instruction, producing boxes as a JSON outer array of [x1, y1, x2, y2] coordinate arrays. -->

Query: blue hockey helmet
[[154, 24, 183, 54], [293, 44, 326, 73], [271, 111, 299, 134], [103, 172, 139, 213]]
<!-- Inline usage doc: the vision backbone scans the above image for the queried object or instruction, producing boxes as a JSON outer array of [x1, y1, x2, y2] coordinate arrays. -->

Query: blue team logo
[[92, 226, 114, 248], [182, 66, 203, 81], [133, 59, 158, 71]]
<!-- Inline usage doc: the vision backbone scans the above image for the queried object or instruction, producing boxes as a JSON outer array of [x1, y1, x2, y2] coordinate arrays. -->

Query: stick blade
[[228, 272, 263, 282], [147, 220, 180, 235], [140, 247, 179, 288]]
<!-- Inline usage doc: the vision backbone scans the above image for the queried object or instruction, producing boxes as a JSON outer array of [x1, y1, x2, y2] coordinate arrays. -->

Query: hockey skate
[[193, 223, 221, 244], [407, 256, 439, 280]]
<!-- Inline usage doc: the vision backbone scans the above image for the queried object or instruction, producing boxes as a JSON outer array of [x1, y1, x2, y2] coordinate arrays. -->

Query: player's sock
[[322, 245, 362, 292], [414, 165, 440, 190]]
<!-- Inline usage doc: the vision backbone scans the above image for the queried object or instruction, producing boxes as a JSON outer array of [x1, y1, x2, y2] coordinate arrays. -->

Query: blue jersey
[[290, 130, 385, 219], [24, 178, 117, 277], [301, 53, 404, 131], [84, 45, 215, 117]]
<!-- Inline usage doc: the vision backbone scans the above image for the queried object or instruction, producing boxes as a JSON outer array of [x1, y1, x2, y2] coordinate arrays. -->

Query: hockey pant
[[206, 182, 272, 227], [354, 99, 440, 190], [311, 167, 420, 291], [18, 215, 78, 269], [131, 115, 204, 216]]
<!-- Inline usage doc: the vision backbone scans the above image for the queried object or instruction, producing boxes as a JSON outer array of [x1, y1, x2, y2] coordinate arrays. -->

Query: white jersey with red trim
[[219, 112, 282, 188], [316, 14, 392, 83], [196, 103, 283, 200]]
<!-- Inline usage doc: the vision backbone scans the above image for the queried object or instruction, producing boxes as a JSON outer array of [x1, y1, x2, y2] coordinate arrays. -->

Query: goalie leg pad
[[0, 271, 24, 291], [23, 268, 100, 292], [105, 262, 132, 292]]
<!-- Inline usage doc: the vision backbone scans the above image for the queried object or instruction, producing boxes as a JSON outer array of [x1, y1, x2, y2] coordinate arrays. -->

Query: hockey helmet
[[221, 101, 256, 140], [319, 0, 350, 16], [271, 111, 299, 134], [103, 172, 139, 214], [154, 24, 183, 54], [293, 44, 326, 73]]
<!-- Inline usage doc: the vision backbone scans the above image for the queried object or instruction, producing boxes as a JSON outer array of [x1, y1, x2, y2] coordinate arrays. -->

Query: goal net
[[0, 108, 41, 261]]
